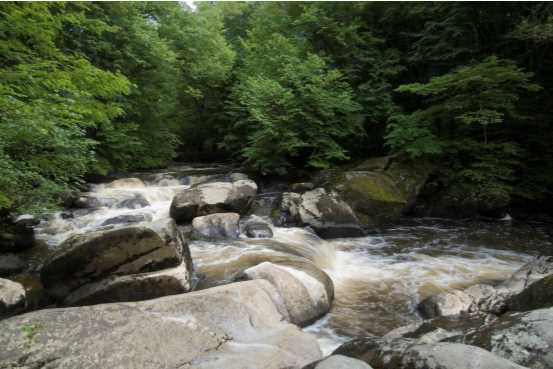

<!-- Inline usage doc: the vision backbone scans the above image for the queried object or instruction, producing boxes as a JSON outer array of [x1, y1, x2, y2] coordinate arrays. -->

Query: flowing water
[[33, 169, 553, 355]]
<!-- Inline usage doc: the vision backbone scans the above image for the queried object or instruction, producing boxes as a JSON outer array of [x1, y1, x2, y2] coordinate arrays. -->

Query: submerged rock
[[0, 280, 322, 369], [239, 261, 333, 326], [0, 278, 26, 318], [40, 219, 190, 303], [334, 337, 527, 369], [170, 177, 257, 223], [192, 213, 240, 240]]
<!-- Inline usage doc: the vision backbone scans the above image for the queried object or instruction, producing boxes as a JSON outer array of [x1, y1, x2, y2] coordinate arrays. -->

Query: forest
[[1, 2, 553, 216]]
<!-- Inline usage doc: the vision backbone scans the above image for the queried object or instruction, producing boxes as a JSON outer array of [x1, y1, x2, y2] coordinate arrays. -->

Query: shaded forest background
[[1, 2, 553, 215]]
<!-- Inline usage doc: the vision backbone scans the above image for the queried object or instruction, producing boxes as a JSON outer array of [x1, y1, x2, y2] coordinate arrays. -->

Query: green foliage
[[387, 57, 540, 205], [226, 7, 362, 174], [2, 1, 553, 215], [0, 2, 130, 213]]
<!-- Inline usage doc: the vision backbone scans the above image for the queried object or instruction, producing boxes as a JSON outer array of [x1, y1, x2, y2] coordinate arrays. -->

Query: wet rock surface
[[192, 212, 240, 240], [243, 221, 273, 238], [0, 278, 26, 318], [448, 307, 553, 369], [303, 354, 373, 369], [0, 254, 27, 277], [0, 280, 322, 369], [239, 261, 333, 326], [280, 188, 365, 238], [334, 337, 527, 369], [170, 177, 257, 223], [40, 219, 190, 302]]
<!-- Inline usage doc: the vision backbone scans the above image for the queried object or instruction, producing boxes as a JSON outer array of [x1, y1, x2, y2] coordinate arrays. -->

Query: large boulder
[[303, 355, 373, 369], [316, 158, 432, 229], [239, 261, 333, 326], [0, 280, 322, 369], [63, 261, 191, 307], [280, 188, 365, 238], [170, 178, 257, 223], [450, 307, 553, 369], [0, 278, 26, 318], [192, 213, 240, 240], [40, 219, 190, 302], [334, 337, 527, 369]]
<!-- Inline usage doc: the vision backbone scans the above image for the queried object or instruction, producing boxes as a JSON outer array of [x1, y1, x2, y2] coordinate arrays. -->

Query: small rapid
[[31, 170, 552, 357]]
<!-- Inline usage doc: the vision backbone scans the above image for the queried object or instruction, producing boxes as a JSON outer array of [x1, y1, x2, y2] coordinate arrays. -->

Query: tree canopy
[[1, 2, 552, 215]]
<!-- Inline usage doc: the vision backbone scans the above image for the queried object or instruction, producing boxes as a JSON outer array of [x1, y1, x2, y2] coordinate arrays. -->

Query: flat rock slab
[[0, 280, 322, 369]]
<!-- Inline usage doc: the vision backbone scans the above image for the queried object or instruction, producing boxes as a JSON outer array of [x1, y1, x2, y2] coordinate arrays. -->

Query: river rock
[[0, 254, 27, 277], [100, 213, 153, 226], [291, 182, 315, 193], [0, 278, 26, 318], [115, 194, 150, 209], [334, 337, 527, 369], [499, 256, 553, 293], [192, 213, 240, 239], [104, 177, 146, 189], [40, 219, 187, 301], [507, 274, 553, 312], [280, 188, 365, 238], [0, 218, 35, 253], [63, 261, 191, 307], [418, 289, 474, 319], [315, 158, 432, 229], [73, 195, 102, 209], [0, 280, 322, 369], [244, 221, 273, 238], [240, 261, 332, 326], [451, 307, 553, 369], [170, 178, 257, 223], [303, 355, 373, 369]]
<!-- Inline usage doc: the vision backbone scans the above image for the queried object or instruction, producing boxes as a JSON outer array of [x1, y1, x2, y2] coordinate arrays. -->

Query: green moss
[[21, 323, 40, 347], [346, 175, 405, 203]]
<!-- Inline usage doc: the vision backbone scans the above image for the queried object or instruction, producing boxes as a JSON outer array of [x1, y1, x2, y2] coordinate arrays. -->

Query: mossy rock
[[318, 157, 433, 229]]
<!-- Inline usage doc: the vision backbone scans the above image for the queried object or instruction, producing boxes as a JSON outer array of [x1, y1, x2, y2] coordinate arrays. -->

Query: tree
[[0, 2, 130, 213], [387, 57, 540, 207]]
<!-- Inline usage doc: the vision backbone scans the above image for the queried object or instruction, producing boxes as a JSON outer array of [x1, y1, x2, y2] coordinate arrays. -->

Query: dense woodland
[[1, 2, 553, 215]]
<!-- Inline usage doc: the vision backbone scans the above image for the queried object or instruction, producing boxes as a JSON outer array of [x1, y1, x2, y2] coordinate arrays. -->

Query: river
[[33, 167, 552, 355]]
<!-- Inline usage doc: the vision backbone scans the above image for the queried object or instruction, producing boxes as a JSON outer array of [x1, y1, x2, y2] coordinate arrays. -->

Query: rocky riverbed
[[1, 161, 553, 369]]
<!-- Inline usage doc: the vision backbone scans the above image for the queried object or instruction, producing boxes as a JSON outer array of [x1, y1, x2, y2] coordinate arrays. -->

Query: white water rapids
[[34, 169, 549, 355]]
